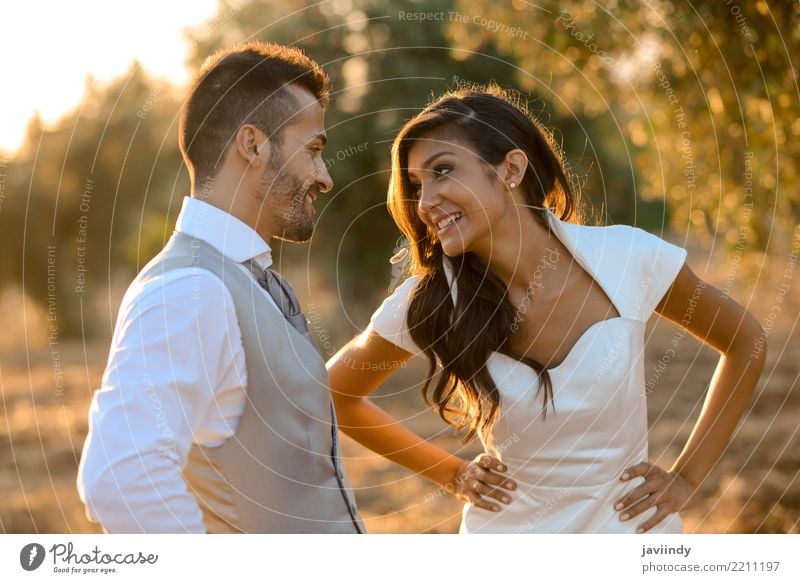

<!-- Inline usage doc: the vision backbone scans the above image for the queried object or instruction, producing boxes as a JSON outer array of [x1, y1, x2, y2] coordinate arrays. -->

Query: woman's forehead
[[406, 135, 476, 164]]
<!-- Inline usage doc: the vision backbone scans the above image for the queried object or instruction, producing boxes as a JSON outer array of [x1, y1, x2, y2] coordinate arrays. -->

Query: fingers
[[615, 474, 665, 512], [619, 494, 659, 522], [452, 455, 517, 511], [478, 468, 517, 491], [476, 454, 507, 473], [474, 480, 512, 505], [614, 462, 670, 526], [615, 462, 684, 532], [471, 497, 502, 512], [635, 505, 672, 534], [620, 461, 659, 481], [475, 455, 517, 491], [468, 481, 501, 511], [464, 472, 512, 511]]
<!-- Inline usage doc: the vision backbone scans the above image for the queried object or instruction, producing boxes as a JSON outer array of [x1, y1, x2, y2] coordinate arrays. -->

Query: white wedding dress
[[369, 209, 688, 533]]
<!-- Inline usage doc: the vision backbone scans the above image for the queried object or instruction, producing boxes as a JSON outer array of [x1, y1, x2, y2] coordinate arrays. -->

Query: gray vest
[[137, 231, 364, 533]]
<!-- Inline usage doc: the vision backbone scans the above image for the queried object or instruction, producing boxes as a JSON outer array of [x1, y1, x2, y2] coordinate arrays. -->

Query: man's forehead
[[283, 84, 325, 132]]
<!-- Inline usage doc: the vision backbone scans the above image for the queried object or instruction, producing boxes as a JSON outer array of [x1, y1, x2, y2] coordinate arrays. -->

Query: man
[[77, 42, 365, 534]]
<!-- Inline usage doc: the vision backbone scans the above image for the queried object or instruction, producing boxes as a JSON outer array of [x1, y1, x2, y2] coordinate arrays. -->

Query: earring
[[509, 182, 516, 188]]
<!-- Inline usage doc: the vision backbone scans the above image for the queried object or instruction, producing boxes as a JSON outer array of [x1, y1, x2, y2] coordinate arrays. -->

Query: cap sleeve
[[629, 227, 688, 322], [368, 275, 422, 355]]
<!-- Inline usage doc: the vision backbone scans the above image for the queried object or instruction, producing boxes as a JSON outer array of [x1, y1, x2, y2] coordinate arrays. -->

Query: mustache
[[288, 183, 320, 199], [282, 184, 321, 202]]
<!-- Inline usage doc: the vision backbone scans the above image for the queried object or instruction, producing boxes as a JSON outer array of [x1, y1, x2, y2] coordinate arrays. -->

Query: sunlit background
[[0, 0, 798, 534], [0, 0, 218, 153]]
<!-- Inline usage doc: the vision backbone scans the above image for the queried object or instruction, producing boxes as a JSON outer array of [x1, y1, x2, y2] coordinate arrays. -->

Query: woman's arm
[[616, 262, 768, 532], [657, 263, 768, 488], [327, 326, 516, 511]]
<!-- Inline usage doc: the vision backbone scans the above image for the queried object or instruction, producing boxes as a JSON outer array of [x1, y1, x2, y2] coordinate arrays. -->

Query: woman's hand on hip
[[615, 461, 695, 533], [449, 454, 517, 511]]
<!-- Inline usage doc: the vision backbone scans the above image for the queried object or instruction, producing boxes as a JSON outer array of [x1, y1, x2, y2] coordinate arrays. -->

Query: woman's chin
[[440, 231, 477, 258], [437, 218, 476, 257], [440, 241, 467, 257]]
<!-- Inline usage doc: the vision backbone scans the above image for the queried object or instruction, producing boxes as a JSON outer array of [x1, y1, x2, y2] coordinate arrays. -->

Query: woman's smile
[[434, 212, 464, 235]]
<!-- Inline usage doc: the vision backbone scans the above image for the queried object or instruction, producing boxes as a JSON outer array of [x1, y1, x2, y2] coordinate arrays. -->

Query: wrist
[[440, 457, 468, 492], [671, 466, 702, 490]]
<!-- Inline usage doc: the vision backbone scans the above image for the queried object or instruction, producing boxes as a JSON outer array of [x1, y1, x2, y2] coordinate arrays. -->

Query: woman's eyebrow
[[420, 150, 454, 168]]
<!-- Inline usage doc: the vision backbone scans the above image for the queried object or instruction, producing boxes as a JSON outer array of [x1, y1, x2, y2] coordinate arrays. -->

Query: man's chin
[[275, 226, 315, 244]]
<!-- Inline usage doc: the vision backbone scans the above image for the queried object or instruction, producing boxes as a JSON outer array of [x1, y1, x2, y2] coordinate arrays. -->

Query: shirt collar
[[174, 196, 272, 269]]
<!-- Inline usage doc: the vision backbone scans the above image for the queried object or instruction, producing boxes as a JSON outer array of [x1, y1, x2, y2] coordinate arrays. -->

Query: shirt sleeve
[[76, 268, 242, 533], [630, 227, 688, 322], [368, 275, 422, 356]]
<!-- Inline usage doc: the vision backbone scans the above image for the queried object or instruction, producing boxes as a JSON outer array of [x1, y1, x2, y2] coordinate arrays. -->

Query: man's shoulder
[[121, 266, 233, 316]]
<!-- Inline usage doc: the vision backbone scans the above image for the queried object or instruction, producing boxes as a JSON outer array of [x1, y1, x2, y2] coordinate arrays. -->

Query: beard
[[258, 153, 317, 243]]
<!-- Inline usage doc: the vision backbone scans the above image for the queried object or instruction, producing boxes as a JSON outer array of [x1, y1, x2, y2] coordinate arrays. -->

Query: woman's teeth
[[436, 214, 463, 231]]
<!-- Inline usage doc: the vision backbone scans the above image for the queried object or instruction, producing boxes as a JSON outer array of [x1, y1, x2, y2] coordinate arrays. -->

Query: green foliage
[[451, 0, 800, 246], [1, 65, 186, 336], [4, 0, 795, 337], [185, 0, 645, 317]]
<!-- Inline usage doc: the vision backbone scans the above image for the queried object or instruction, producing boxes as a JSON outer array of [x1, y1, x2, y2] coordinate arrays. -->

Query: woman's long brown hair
[[387, 85, 582, 442]]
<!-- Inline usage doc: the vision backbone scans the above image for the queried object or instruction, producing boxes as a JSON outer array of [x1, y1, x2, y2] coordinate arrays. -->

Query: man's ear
[[500, 148, 528, 188], [235, 124, 270, 168]]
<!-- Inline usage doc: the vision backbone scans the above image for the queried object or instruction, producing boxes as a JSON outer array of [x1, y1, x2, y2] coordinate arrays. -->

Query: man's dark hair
[[179, 41, 330, 184]]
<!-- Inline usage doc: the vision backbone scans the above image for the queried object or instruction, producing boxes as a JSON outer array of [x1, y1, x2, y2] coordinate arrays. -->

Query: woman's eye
[[433, 165, 451, 178]]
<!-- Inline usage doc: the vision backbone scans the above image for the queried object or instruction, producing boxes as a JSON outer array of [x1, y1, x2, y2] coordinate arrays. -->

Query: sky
[[0, 0, 219, 154]]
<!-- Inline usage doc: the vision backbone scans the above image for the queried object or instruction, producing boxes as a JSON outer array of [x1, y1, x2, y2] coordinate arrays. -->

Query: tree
[[450, 0, 799, 253], [185, 0, 647, 325], [1, 64, 185, 337]]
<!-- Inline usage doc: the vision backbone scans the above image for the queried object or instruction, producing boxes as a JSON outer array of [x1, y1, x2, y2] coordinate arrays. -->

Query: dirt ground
[[1, 253, 798, 534]]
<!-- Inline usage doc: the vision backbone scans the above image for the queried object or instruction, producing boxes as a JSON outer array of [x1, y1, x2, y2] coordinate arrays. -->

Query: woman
[[327, 86, 767, 533]]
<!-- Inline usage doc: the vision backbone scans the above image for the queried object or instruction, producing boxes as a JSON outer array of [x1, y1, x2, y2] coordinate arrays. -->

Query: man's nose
[[317, 164, 333, 193]]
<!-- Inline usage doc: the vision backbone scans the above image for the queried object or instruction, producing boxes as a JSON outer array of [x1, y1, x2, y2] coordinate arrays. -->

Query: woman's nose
[[416, 183, 441, 214]]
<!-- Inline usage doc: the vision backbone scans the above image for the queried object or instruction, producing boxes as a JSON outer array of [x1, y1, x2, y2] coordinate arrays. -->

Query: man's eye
[[410, 182, 421, 194], [433, 165, 451, 177]]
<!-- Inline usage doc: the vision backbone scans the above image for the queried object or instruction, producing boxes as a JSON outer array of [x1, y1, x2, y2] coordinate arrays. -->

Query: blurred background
[[0, 0, 798, 533]]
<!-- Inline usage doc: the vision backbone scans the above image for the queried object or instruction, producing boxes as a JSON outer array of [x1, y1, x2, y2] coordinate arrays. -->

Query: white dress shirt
[[77, 196, 282, 533]]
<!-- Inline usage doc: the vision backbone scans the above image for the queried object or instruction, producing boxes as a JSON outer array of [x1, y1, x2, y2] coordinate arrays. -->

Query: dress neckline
[[442, 209, 623, 317], [536, 211, 625, 370], [444, 208, 628, 372]]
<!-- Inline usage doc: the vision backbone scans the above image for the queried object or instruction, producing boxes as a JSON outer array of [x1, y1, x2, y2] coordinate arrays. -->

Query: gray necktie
[[247, 260, 314, 345], [247, 259, 364, 531]]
